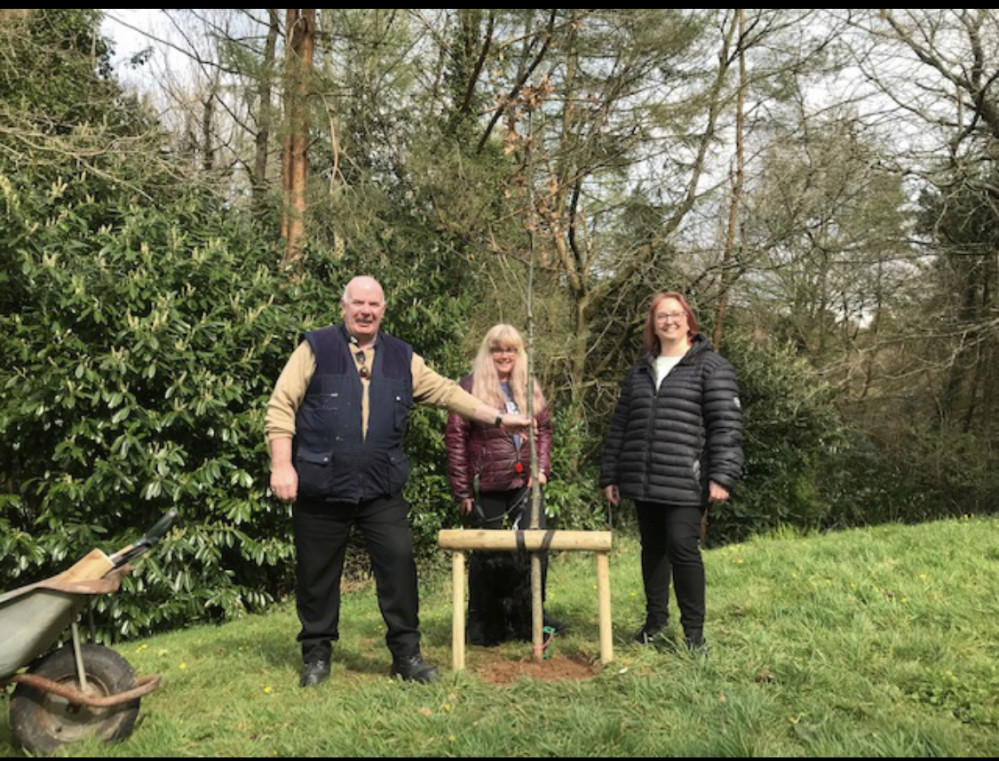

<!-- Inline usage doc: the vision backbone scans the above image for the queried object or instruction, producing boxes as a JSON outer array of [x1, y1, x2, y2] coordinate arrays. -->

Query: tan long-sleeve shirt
[[265, 338, 482, 444]]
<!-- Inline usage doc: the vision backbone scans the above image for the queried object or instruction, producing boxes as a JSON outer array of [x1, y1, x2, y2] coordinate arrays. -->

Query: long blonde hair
[[470, 324, 546, 414]]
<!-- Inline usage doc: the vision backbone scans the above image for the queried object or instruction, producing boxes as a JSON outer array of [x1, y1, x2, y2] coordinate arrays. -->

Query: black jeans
[[634, 500, 705, 640], [467, 488, 549, 615], [293, 495, 419, 662]]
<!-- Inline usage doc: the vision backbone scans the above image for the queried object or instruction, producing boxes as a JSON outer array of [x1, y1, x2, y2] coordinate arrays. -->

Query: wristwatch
[[494, 413, 504, 428]]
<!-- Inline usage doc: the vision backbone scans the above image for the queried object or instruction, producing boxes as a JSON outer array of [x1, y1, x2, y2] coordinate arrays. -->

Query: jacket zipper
[[642, 361, 657, 499], [640, 349, 696, 499]]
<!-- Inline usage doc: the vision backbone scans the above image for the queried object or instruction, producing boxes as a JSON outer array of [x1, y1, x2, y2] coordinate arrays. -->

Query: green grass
[[2, 515, 998, 757]]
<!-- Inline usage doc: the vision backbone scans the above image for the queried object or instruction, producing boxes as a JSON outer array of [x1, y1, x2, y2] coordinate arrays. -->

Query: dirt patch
[[471, 652, 601, 684]]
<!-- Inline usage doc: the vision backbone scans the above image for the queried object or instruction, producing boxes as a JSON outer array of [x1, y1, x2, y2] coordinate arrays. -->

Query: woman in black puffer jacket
[[600, 292, 743, 651]]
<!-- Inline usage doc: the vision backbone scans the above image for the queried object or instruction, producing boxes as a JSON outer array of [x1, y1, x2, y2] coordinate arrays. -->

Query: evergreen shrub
[[0, 167, 304, 638]]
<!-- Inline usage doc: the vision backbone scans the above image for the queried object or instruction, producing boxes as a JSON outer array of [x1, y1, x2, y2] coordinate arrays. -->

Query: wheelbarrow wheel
[[10, 643, 140, 755]]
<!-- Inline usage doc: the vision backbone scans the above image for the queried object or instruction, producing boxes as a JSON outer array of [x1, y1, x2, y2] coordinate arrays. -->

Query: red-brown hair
[[642, 291, 698, 355]]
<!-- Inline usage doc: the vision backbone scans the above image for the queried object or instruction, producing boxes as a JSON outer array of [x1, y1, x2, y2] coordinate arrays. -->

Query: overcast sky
[[101, 9, 182, 95]]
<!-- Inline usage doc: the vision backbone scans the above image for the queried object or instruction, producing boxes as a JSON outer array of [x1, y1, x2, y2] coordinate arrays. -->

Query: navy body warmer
[[293, 325, 414, 502]]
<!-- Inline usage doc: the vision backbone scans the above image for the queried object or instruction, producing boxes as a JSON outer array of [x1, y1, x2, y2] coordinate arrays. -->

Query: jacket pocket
[[295, 448, 334, 498], [387, 450, 410, 493], [392, 393, 412, 431]]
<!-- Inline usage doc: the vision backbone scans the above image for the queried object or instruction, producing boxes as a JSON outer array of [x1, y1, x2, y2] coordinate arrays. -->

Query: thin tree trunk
[[524, 108, 545, 663], [714, 8, 745, 351], [280, 9, 297, 245], [252, 9, 279, 214], [201, 81, 217, 172]]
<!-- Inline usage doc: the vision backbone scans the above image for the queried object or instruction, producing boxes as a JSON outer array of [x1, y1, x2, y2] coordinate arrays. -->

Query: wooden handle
[[53, 550, 115, 584]]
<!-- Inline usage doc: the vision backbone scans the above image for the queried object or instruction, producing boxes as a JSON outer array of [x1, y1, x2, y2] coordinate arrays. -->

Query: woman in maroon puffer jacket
[[445, 324, 563, 644]]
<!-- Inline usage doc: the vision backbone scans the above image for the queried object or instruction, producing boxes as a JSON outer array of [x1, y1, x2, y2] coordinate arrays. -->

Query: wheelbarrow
[[0, 509, 177, 755]]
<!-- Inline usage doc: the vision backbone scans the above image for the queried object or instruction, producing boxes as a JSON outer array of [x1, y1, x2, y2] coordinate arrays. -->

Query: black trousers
[[634, 500, 705, 640], [467, 488, 549, 616], [293, 495, 419, 663]]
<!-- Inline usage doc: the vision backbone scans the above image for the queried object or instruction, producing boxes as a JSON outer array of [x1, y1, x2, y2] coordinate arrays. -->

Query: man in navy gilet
[[266, 276, 532, 687]]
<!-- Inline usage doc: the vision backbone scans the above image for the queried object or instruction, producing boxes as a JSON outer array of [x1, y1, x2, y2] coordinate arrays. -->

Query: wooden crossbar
[[438, 529, 614, 671], [438, 528, 612, 552]]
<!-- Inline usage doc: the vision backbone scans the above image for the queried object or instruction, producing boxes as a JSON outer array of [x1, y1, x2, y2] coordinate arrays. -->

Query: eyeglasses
[[355, 350, 370, 379], [655, 312, 685, 322]]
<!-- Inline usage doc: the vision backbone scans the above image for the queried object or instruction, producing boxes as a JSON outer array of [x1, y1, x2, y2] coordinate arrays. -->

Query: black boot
[[634, 619, 667, 645], [684, 633, 709, 657], [390, 654, 438, 684], [299, 658, 330, 687]]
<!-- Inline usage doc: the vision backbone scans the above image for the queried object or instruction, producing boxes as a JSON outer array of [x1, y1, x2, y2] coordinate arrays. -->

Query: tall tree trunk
[[252, 9, 280, 215], [939, 271, 979, 427], [201, 80, 217, 172], [453, 9, 493, 124], [714, 8, 745, 351], [523, 107, 545, 663], [282, 8, 315, 265]]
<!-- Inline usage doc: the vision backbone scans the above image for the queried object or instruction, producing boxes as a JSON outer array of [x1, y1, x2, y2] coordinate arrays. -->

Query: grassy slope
[[2, 515, 997, 757]]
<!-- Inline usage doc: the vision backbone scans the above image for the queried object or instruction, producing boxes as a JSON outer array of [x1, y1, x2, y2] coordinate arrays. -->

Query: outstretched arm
[[411, 353, 532, 432]]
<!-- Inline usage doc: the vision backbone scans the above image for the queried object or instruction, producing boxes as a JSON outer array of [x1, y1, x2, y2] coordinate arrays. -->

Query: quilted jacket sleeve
[[445, 374, 476, 501], [702, 356, 744, 490], [598, 369, 633, 487], [445, 410, 474, 501]]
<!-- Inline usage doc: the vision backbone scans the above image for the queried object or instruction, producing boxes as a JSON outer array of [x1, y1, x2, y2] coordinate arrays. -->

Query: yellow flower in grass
[[263, 686, 273, 694]]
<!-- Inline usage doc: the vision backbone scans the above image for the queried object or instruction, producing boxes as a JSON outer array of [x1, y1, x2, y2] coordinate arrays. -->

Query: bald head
[[342, 276, 384, 305], [340, 276, 386, 347]]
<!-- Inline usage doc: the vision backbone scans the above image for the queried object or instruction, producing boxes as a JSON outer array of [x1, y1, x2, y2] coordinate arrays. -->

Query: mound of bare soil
[[471, 652, 601, 684]]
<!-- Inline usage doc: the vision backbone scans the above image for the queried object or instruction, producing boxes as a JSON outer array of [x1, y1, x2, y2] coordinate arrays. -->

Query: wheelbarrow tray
[[0, 550, 124, 681]]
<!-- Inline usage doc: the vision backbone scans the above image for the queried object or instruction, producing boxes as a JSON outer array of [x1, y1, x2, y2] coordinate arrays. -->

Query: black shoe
[[299, 658, 330, 688], [467, 617, 499, 646], [684, 635, 709, 657], [634, 621, 667, 645], [390, 654, 438, 684]]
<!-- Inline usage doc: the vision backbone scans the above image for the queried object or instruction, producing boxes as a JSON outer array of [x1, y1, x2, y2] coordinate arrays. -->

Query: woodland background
[[1, 9, 997, 639]]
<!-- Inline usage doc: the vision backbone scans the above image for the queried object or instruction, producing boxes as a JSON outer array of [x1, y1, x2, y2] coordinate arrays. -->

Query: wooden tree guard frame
[[437, 529, 614, 671]]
